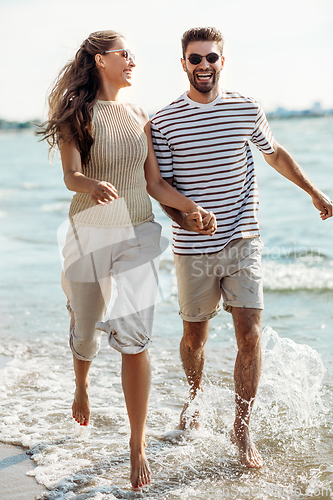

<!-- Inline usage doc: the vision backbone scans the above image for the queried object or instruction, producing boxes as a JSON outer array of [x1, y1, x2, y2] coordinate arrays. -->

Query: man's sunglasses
[[103, 48, 135, 62], [187, 52, 221, 65]]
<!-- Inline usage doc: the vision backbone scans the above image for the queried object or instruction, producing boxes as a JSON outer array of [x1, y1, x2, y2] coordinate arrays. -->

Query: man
[[150, 26, 332, 468]]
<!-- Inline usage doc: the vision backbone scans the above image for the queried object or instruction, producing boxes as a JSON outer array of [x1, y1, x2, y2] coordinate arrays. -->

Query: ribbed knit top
[[69, 100, 154, 227]]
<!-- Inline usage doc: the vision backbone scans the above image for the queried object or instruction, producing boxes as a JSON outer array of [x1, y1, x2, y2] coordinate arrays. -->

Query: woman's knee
[[70, 318, 102, 361]]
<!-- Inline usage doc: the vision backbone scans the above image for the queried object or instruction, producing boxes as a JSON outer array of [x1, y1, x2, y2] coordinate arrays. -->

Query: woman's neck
[[97, 82, 120, 102]]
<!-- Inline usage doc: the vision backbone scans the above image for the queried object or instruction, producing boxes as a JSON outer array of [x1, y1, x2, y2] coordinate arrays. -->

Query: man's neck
[[187, 86, 220, 104]]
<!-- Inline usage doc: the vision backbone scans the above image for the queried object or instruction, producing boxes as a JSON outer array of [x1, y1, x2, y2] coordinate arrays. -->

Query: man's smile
[[195, 71, 214, 82]]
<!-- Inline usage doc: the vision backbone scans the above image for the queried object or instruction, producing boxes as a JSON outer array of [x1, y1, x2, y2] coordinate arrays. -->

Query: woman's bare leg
[[121, 350, 151, 490], [72, 355, 92, 426]]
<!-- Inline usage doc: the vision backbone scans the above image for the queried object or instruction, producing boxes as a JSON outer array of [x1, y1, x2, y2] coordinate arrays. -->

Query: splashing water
[[0, 325, 331, 499], [257, 326, 325, 438]]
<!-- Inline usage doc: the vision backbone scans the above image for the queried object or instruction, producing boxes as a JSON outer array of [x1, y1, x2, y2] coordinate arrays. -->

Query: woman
[[38, 30, 215, 490]]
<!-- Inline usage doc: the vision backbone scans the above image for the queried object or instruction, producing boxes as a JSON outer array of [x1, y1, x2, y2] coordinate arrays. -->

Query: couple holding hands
[[39, 27, 332, 490]]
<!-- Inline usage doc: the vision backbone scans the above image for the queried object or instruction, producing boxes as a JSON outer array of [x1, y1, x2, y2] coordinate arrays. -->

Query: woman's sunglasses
[[187, 52, 221, 65], [103, 48, 135, 62]]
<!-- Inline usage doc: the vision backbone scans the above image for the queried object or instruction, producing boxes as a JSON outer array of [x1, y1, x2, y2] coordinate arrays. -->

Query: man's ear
[[181, 58, 187, 73]]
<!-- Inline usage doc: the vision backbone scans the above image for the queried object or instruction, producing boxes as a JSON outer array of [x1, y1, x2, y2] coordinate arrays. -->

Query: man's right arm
[[161, 178, 217, 235]]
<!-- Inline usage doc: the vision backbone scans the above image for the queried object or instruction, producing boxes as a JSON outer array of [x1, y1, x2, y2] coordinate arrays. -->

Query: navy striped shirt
[[151, 90, 275, 254]]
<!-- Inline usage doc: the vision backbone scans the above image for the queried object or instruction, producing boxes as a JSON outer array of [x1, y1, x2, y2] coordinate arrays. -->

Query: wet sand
[[0, 355, 46, 499], [0, 442, 46, 499]]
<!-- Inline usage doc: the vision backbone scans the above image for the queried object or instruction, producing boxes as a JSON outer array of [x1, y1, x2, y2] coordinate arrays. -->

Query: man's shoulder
[[221, 89, 260, 109], [151, 93, 188, 124]]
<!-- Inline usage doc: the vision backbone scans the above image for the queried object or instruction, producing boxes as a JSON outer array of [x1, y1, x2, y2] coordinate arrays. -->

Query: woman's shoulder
[[124, 103, 149, 129]]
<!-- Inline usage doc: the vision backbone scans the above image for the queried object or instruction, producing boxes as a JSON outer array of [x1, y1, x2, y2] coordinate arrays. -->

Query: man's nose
[[199, 57, 210, 69]]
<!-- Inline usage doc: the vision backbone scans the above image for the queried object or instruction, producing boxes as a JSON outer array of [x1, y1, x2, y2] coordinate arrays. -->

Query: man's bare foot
[[230, 425, 263, 468], [72, 377, 90, 426], [130, 441, 151, 491], [178, 401, 200, 430]]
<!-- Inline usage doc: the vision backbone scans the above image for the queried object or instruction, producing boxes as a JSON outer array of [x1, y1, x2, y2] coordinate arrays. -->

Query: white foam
[[263, 259, 333, 290], [0, 327, 329, 498]]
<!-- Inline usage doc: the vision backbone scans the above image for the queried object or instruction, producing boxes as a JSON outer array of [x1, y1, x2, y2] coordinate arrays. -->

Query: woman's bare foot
[[72, 376, 90, 426], [130, 441, 151, 491], [230, 425, 263, 468]]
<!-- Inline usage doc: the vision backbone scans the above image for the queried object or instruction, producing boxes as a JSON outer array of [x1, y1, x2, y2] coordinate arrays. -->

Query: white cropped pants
[[61, 221, 162, 359]]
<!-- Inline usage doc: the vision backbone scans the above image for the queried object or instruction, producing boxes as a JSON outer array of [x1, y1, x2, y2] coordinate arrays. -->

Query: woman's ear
[[95, 54, 105, 69]]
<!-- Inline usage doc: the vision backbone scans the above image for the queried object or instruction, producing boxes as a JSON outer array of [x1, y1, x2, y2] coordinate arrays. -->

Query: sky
[[0, 0, 332, 122]]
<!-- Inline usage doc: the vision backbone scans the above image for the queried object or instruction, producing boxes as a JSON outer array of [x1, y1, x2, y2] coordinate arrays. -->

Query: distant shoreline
[[0, 119, 41, 131], [266, 110, 333, 120], [1, 110, 333, 131]]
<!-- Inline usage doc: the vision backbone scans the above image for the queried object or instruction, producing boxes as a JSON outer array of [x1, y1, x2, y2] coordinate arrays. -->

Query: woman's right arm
[[60, 134, 118, 205]]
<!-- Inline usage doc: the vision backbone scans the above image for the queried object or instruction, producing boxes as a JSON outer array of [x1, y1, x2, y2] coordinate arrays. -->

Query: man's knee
[[232, 308, 262, 351], [182, 320, 209, 351], [238, 325, 261, 351]]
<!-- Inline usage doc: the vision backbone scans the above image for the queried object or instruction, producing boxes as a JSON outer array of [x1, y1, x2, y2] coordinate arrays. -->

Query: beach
[[0, 354, 45, 499], [0, 441, 45, 499], [0, 119, 332, 499]]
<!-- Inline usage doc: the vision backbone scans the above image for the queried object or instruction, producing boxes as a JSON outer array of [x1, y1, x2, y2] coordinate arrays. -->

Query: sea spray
[[256, 326, 325, 440], [168, 326, 325, 439], [0, 320, 329, 499]]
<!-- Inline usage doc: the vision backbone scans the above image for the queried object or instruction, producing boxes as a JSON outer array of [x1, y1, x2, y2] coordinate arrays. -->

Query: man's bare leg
[[72, 355, 92, 426], [231, 307, 263, 468], [179, 320, 210, 429], [122, 350, 152, 490]]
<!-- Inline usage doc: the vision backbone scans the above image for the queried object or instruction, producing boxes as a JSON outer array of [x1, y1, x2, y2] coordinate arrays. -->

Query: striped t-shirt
[[151, 90, 275, 255]]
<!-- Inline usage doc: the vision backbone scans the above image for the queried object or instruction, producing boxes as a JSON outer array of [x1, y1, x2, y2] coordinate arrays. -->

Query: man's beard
[[186, 68, 221, 94]]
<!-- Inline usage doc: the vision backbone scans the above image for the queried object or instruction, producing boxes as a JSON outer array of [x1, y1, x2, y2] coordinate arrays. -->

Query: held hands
[[90, 180, 118, 205], [185, 207, 217, 236], [311, 191, 333, 220]]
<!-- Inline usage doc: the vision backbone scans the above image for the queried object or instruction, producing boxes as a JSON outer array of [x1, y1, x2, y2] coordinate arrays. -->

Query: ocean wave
[[0, 188, 16, 199], [42, 202, 70, 213], [263, 247, 328, 260], [263, 259, 333, 291], [158, 257, 333, 292], [21, 182, 42, 190]]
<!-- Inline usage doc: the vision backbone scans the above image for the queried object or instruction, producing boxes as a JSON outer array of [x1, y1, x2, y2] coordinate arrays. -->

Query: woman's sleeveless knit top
[[68, 100, 154, 227]]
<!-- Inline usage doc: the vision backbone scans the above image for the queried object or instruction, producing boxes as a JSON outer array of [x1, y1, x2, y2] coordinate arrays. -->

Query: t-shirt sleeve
[[150, 120, 174, 178], [251, 103, 275, 154]]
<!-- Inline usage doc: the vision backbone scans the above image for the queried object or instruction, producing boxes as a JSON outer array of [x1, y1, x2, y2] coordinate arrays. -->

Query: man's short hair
[[181, 27, 224, 58]]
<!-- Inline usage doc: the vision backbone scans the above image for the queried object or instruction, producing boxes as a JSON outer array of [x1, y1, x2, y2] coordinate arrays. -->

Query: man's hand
[[159, 178, 217, 234], [185, 208, 217, 235], [311, 191, 333, 220]]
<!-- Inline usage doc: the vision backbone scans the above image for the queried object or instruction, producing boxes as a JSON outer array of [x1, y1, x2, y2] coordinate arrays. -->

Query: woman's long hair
[[37, 30, 122, 166]]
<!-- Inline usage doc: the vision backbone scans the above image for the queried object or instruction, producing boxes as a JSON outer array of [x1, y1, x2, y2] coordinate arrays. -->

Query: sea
[[0, 116, 332, 500]]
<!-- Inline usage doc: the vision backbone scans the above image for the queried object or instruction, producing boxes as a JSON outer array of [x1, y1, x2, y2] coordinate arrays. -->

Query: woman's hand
[[185, 208, 217, 235], [60, 132, 118, 204], [89, 180, 118, 205]]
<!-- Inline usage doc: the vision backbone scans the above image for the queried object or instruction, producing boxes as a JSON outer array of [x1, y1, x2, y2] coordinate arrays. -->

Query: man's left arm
[[263, 141, 333, 220]]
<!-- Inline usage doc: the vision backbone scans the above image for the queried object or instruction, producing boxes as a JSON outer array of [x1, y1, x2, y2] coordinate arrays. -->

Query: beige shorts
[[174, 237, 264, 322]]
